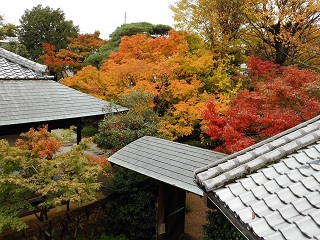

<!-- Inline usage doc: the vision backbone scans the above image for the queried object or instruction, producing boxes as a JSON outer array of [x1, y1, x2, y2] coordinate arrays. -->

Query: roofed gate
[[109, 136, 226, 240]]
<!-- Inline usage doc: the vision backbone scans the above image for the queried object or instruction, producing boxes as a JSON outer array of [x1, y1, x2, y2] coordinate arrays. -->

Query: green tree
[[0, 23, 19, 39], [105, 165, 157, 240], [2, 41, 30, 58], [0, 126, 102, 233], [19, 4, 79, 61], [95, 91, 161, 150], [203, 210, 246, 240]]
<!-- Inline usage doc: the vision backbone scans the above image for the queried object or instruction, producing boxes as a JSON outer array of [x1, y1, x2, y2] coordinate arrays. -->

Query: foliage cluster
[[41, 31, 106, 78], [171, 0, 320, 69], [85, 22, 172, 67], [95, 91, 161, 150], [104, 165, 157, 240], [19, 4, 79, 61], [204, 56, 320, 153], [0, 126, 103, 233], [202, 210, 246, 240], [63, 30, 241, 142]]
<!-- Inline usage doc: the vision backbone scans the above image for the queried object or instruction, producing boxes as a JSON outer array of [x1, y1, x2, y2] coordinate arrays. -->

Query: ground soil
[[182, 193, 208, 240]]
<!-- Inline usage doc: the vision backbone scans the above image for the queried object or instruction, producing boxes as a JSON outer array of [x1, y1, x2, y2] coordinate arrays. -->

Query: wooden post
[[76, 125, 83, 144], [157, 182, 166, 240]]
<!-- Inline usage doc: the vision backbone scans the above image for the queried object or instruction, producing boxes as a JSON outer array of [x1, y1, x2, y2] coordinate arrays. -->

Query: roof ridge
[[195, 116, 320, 175], [196, 118, 320, 191], [0, 47, 47, 75]]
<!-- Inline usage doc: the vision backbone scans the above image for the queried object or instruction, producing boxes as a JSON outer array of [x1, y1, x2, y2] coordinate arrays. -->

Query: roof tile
[[279, 224, 309, 240], [195, 116, 320, 239], [294, 216, 320, 238], [109, 136, 226, 196]]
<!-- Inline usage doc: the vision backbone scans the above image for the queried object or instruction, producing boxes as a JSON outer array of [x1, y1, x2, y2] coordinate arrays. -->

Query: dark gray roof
[[195, 115, 320, 239], [108, 136, 227, 196], [0, 47, 128, 127], [0, 47, 52, 79], [0, 80, 128, 127]]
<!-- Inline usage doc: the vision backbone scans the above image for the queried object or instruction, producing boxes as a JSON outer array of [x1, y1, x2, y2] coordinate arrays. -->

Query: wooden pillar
[[76, 125, 83, 144], [157, 182, 166, 240]]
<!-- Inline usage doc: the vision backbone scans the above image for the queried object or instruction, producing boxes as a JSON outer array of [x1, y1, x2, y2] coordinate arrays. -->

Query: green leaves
[[95, 91, 161, 150], [0, 127, 102, 233], [19, 4, 79, 60]]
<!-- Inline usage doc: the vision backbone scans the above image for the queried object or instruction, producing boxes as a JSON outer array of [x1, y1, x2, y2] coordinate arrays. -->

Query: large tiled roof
[[0, 47, 128, 127], [195, 116, 320, 239], [0, 47, 52, 79], [109, 136, 227, 195], [0, 80, 128, 127]]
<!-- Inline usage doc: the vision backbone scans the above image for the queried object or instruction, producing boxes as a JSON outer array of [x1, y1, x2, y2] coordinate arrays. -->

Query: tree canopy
[[41, 31, 106, 78], [63, 30, 242, 141], [171, 0, 320, 68], [84, 22, 172, 67], [19, 4, 79, 61], [204, 56, 320, 153]]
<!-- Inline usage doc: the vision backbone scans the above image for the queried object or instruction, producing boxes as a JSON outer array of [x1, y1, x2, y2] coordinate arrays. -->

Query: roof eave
[[205, 191, 260, 240]]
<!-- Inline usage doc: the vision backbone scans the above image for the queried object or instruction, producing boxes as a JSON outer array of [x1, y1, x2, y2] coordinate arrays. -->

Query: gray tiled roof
[[0, 47, 51, 79], [0, 47, 128, 127], [0, 80, 128, 127], [195, 116, 320, 239], [108, 136, 227, 196]]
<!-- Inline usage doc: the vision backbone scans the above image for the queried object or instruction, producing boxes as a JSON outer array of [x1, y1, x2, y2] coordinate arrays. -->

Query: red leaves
[[16, 125, 62, 160], [204, 57, 320, 154]]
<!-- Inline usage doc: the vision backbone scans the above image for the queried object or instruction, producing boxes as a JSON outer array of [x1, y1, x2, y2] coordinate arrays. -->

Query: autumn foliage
[[204, 56, 320, 153], [41, 31, 106, 77], [63, 30, 241, 140], [0, 126, 104, 233]]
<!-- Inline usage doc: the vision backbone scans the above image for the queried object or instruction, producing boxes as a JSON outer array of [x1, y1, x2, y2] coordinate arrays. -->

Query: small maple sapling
[[0, 125, 103, 233]]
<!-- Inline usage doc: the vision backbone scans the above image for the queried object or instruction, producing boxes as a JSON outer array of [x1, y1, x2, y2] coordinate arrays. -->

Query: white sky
[[1, 0, 176, 40]]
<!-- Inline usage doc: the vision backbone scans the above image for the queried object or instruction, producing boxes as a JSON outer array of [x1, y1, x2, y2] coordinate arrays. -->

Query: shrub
[[104, 165, 157, 240], [202, 210, 246, 240], [82, 126, 98, 137]]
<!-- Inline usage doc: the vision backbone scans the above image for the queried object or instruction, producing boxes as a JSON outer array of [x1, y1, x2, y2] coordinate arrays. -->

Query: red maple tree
[[204, 56, 320, 153]]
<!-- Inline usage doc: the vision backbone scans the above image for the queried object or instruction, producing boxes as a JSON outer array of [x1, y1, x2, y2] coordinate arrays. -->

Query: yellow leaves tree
[[171, 0, 320, 68], [170, 0, 245, 61], [243, 0, 320, 67]]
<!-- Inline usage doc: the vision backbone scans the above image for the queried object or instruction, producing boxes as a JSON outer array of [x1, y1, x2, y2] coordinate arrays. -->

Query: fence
[[1, 197, 110, 240]]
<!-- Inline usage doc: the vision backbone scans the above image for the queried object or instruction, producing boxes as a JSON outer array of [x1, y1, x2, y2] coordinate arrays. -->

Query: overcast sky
[[1, 0, 176, 39]]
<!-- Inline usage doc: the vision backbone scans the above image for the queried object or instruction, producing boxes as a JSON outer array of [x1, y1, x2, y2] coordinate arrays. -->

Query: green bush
[[202, 210, 246, 240], [104, 166, 157, 240], [82, 126, 98, 137], [95, 91, 161, 150], [99, 234, 128, 240]]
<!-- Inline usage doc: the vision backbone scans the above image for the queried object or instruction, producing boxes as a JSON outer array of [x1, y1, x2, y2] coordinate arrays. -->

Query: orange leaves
[[16, 125, 62, 160], [41, 32, 106, 77], [87, 155, 109, 168], [63, 30, 239, 140], [62, 65, 108, 99]]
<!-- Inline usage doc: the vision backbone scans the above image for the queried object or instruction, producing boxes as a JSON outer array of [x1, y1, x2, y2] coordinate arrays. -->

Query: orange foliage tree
[[41, 31, 106, 78], [63, 30, 242, 141], [204, 56, 320, 154]]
